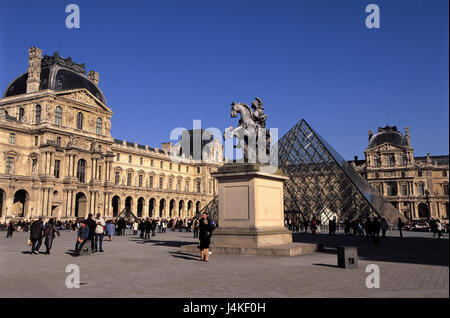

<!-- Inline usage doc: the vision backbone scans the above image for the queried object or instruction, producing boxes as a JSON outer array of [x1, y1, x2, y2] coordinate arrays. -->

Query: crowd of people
[[284, 215, 448, 242], [1, 214, 218, 261]]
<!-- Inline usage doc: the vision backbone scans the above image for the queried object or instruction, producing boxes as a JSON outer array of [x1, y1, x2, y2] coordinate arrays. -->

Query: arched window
[[77, 159, 87, 183], [35, 105, 41, 124], [96, 117, 102, 135], [18, 107, 25, 121], [77, 112, 83, 130], [55, 106, 62, 126]]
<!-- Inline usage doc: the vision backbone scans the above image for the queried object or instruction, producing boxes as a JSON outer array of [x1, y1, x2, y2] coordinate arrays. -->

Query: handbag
[[27, 239, 32, 246]]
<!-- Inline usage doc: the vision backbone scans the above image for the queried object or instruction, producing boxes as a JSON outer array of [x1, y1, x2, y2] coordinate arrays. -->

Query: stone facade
[[351, 126, 449, 221], [0, 47, 223, 222]]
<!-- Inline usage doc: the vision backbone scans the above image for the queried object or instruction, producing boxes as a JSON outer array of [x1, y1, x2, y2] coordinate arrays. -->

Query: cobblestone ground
[[0, 229, 448, 298]]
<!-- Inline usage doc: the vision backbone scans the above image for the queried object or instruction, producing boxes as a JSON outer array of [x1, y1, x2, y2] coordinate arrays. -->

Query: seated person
[[73, 221, 90, 256]]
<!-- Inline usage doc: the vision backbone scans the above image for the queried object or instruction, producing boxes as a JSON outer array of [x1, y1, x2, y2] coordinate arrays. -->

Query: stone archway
[[137, 197, 145, 218], [187, 200, 193, 217], [169, 199, 176, 218], [125, 196, 133, 212], [159, 198, 166, 218], [195, 201, 201, 214], [445, 202, 449, 219], [149, 198, 156, 217], [179, 200, 185, 218], [13, 189, 29, 218], [0, 188, 5, 218], [0, 189, 6, 218], [112, 195, 121, 217], [74, 192, 87, 218]]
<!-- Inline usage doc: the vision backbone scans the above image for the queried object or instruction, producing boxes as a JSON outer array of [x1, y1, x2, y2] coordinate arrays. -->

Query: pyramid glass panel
[[278, 119, 404, 225]]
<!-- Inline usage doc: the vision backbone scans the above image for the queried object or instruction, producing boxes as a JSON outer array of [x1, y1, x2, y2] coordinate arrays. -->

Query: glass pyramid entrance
[[278, 119, 405, 225]]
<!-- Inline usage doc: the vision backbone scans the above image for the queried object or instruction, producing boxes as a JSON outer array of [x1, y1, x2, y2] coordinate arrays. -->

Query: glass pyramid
[[278, 119, 404, 225]]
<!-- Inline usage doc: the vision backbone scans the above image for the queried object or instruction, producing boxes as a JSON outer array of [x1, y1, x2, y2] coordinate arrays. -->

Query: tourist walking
[[6, 221, 15, 238], [73, 222, 90, 257], [151, 219, 157, 236], [435, 220, 444, 239], [85, 213, 97, 252], [193, 219, 199, 238], [43, 218, 60, 255], [29, 218, 44, 254], [94, 213, 105, 252], [106, 220, 115, 241], [132, 220, 138, 235], [162, 220, 167, 233], [397, 217, 404, 239], [198, 212, 215, 262], [144, 218, 151, 239]]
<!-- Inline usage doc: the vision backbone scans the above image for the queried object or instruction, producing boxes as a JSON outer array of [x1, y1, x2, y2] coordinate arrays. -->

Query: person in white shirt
[[94, 213, 106, 252], [132, 221, 138, 235]]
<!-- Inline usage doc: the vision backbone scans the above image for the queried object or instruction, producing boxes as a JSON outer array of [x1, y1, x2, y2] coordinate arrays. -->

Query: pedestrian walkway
[[0, 230, 447, 297]]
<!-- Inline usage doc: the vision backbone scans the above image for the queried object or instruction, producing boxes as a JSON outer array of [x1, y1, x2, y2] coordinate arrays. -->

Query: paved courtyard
[[0, 229, 448, 298]]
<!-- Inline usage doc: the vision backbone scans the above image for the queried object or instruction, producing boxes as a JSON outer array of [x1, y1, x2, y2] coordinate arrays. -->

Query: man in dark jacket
[[85, 213, 97, 252], [151, 219, 157, 236], [29, 218, 44, 254], [73, 222, 90, 256], [144, 218, 151, 239]]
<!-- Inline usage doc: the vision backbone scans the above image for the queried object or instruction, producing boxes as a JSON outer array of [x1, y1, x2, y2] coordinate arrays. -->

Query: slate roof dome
[[368, 125, 408, 148], [3, 52, 105, 103]]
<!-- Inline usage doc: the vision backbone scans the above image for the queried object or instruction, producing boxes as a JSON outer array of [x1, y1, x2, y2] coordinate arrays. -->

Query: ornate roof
[[368, 125, 408, 148], [2, 52, 105, 103]]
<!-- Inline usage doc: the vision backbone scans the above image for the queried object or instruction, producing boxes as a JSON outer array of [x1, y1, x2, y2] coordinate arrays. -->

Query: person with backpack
[[43, 218, 60, 255]]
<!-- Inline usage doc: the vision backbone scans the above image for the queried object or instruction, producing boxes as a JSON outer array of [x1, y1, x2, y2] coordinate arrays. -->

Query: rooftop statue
[[224, 97, 271, 163]]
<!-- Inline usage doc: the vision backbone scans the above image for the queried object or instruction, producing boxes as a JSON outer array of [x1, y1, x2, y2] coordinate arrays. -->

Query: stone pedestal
[[202, 163, 317, 256]]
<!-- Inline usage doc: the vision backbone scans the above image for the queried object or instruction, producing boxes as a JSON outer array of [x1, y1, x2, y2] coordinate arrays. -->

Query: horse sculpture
[[224, 98, 271, 163]]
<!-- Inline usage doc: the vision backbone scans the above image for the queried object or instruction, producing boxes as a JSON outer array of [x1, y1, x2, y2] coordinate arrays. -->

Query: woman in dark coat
[[198, 212, 214, 262], [6, 221, 15, 238], [44, 218, 60, 255]]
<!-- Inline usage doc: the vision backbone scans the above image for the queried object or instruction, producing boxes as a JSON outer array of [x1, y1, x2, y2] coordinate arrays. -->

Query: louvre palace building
[[350, 126, 449, 221], [0, 47, 223, 222]]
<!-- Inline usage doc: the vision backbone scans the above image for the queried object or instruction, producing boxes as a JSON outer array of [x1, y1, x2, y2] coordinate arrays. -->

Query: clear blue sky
[[1, 0, 448, 159]]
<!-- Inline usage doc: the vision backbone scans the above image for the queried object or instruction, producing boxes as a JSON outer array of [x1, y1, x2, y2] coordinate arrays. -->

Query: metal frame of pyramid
[[116, 207, 138, 221], [197, 195, 218, 220], [278, 119, 405, 225]]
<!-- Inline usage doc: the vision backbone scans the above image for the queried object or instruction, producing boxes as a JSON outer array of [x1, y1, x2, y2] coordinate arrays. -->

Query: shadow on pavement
[[129, 238, 196, 248], [169, 251, 202, 262], [293, 232, 449, 266], [312, 263, 340, 268]]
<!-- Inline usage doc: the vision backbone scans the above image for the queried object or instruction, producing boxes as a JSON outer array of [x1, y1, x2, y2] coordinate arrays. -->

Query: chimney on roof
[[368, 129, 373, 142], [354, 155, 358, 162], [161, 142, 173, 153], [88, 70, 99, 86], [404, 126, 410, 145], [26, 46, 42, 93]]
